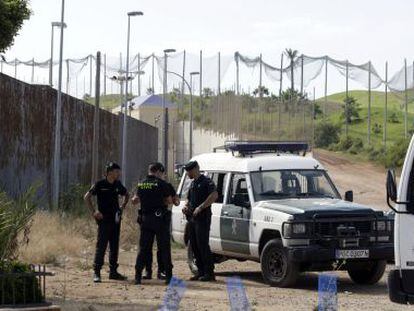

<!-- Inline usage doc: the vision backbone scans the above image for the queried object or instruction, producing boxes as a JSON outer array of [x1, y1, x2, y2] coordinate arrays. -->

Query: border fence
[[2, 51, 414, 147]]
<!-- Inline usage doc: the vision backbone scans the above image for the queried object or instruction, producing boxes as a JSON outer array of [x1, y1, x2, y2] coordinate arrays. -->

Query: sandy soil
[[46, 150, 410, 311]]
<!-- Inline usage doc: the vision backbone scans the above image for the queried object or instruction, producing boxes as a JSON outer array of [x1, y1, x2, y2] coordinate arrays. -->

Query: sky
[[3, 0, 414, 96]]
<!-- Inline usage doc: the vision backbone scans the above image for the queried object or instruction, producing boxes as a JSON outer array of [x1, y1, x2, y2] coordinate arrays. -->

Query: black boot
[[93, 270, 101, 283], [109, 269, 127, 281], [199, 273, 216, 282], [157, 271, 166, 280], [143, 269, 152, 280], [135, 271, 142, 285]]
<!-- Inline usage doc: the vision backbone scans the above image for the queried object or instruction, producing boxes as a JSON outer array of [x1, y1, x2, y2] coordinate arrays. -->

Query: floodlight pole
[[162, 49, 176, 172], [49, 21, 66, 87], [122, 11, 143, 185], [52, 0, 66, 207]]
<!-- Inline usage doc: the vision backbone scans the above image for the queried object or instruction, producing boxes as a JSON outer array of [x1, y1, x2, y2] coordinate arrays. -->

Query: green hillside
[[317, 90, 414, 146]]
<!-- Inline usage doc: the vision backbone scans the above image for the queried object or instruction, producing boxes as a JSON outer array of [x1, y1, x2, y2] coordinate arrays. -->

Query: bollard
[[226, 276, 251, 311], [318, 273, 338, 311], [158, 277, 187, 311]]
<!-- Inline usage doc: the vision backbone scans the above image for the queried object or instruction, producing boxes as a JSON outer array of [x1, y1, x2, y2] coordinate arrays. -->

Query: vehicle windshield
[[250, 170, 340, 201]]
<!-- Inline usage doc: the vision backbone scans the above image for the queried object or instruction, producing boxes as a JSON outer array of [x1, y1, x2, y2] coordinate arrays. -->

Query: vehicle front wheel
[[347, 260, 387, 285], [260, 239, 299, 287], [187, 241, 199, 276]]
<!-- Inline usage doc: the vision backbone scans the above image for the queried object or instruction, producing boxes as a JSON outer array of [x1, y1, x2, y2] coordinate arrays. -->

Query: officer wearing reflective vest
[[132, 162, 173, 285], [182, 161, 218, 282], [143, 178, 180, 280]]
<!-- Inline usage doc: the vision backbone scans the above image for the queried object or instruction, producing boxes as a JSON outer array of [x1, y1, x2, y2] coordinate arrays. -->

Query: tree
[[203, 88, 214, 98], [0, 0, 31, 53], [284, 48, 298, 91], [252, 86, 269, 97], [342, 96, 361, 124]]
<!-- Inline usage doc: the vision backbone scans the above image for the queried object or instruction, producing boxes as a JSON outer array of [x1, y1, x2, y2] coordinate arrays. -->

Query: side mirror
[[345, 190, 353, 202], [386, 169, 397, 203]]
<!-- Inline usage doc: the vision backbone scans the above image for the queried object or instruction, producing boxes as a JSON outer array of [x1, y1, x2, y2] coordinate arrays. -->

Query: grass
[[317, 90, 414, 147]]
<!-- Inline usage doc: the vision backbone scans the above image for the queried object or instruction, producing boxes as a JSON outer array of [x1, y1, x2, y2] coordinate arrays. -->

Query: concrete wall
[[0, 73, 158, 204]]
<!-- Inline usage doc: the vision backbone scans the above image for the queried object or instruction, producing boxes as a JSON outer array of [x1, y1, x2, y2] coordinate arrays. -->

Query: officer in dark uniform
[[84, 162, 129, 283], [143, 180, 180, 280], [132, 162, 173, 285], [182, 161, 218, 282]]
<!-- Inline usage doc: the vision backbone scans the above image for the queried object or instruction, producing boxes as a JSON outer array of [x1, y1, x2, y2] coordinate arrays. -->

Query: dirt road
[[47, 150, 406, 310]]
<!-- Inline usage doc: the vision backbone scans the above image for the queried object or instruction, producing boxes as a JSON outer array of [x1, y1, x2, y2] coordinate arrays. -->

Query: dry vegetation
[[19, 203, 141, 268]]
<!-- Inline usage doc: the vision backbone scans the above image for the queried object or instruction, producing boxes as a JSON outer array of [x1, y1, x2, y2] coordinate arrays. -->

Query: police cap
[[106, 162, 121, 173], [184, 160, 199, 171]]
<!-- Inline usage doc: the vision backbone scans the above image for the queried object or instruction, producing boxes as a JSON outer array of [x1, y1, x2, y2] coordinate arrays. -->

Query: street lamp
[[122, 10, 143, 185], [166, 70, 196, 160], [52, 0, 66, 207], [162, 48, 176, 173], [49, 21, 67, 87], [189, 71, 200, 158]]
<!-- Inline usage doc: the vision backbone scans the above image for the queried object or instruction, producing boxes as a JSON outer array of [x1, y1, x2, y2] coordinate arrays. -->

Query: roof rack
[[218, 141, 309, 156]]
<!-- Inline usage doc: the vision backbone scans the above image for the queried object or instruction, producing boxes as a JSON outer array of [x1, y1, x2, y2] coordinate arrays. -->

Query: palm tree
[[284, 48, 298, 91]]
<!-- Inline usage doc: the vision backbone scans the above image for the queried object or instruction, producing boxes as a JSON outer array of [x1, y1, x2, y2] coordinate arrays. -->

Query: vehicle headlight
[[387, 220, 393, 232], [292, 223, 306, 234], [377, 221, 386, 231], [283, 222, 307, 238]]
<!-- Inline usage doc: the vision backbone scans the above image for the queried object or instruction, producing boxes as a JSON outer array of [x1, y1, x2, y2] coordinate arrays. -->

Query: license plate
[[335, 249, 369, 259]]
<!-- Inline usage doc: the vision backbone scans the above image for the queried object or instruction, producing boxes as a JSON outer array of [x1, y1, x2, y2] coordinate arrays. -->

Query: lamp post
[[52, 0, 66, 207], [162, 49, 176, 172], [166, 70, 195, 160], [122, 11, 143, 185], [49, 21, 67, 87], [189, 71, 200, 158]]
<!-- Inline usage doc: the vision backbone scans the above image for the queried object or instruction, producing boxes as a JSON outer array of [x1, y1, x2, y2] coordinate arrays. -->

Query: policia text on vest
[[132, 162, 174, 285]]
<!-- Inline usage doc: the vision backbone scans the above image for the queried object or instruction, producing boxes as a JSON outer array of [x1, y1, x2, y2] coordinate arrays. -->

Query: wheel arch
[[259, 229, 282, 256]]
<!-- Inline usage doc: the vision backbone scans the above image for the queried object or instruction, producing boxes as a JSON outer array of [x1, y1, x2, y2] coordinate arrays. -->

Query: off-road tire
[[260, 239, 299, 287], [347, 260, 387, 285]]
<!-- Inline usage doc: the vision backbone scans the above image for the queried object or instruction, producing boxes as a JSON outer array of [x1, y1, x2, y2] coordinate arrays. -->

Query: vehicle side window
[[210, 172, 227, 203], [228, 173, 250, 208], [179, 174, 192, 199]]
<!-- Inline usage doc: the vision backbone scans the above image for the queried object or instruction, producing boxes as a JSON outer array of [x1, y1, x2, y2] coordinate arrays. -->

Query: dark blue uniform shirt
[[89, 179, 127, 221]]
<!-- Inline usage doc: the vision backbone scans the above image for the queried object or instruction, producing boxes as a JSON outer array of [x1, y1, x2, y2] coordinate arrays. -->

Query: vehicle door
[[208, 172, 229, 252], [171, 172, 193, 244], [390, 135, 414, 300], [220, 173, 251, 255]]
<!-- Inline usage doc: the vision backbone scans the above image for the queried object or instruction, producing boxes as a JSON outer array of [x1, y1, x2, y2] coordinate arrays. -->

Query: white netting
[[1, 51, 413, 100]]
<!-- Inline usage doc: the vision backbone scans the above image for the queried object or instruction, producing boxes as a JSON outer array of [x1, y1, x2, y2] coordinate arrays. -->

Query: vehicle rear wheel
[[347, 260, 387, 285], [187, 241, 199, 276], [260, 239, 299, 287]]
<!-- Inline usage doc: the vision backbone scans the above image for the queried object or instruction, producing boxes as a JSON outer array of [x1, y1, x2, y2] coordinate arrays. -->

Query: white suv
[[172, 141, 394, 287]]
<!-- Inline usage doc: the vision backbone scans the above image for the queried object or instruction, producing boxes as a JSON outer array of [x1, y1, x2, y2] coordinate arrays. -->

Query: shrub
[[336, 136, 354, 151], [373, 123, 382, 135], [0, 185, 39, 262], [384, 138, 411, 168], [315, 122, 341, 148], [388, 112, 400, 124], [348, 137, 364, 154], [0, 261, 42, 305], [58, 184, 90, 218]]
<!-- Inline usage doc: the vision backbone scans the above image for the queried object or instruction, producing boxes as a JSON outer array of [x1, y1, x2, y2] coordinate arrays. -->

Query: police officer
[[84, 162, 129, 283], [182, 161, 218, 282], [143, 178, 180, 280], [132, 162, 173, 285]]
